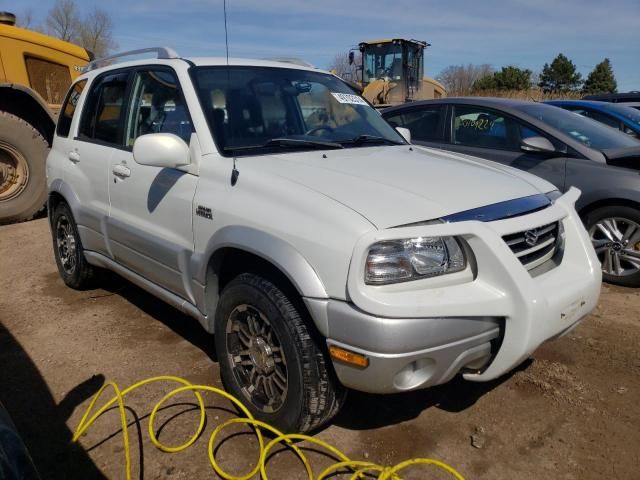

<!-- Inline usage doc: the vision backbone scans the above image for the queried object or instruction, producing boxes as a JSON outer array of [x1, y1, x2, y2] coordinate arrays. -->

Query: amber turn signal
[[329, 345, 369, 369]]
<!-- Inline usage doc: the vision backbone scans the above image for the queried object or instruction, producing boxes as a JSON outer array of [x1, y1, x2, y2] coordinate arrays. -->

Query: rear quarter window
[[56, 80, 87, 138]]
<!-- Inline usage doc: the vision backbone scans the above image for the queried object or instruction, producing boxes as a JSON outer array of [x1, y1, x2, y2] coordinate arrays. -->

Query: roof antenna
[[223, 0, 239, 186]]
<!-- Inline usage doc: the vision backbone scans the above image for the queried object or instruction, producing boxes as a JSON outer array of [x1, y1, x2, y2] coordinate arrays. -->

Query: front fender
[[192, 225, 329, 299]]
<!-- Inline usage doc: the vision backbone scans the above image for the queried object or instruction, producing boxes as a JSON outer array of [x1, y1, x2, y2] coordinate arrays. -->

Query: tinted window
[[566, 107, 620, 129], [602, 103, 640, 124], [385, 106, 444, 142], [192, 66, 404, 156], [79, 72, 129, 145], [453, 106, 519, 150], [125, 69, 192, 146], [56, 80, 87, 138], [515, 103, 639, 150]]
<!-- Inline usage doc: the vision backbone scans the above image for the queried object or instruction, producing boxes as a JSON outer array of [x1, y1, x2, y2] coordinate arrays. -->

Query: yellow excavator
[[346, 38, 446, 107]]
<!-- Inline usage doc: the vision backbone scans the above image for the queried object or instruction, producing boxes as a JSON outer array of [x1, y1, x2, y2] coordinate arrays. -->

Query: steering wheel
[[305, 126, 335, 136]]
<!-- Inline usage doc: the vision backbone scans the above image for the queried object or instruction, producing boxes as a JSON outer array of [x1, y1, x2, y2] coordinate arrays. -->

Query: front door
[[444, 105, 567, 191], [107, 67, 197, 300]]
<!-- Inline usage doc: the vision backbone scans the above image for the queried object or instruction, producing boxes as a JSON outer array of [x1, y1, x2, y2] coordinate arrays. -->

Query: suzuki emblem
[[524, 229, 539, 247]]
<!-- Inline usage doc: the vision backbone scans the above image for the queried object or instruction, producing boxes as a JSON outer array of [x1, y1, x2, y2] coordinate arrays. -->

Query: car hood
[[601, 146, 640, 170], [241, 145, 554, 229]]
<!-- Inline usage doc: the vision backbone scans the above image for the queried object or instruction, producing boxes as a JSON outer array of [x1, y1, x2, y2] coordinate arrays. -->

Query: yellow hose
[[72, 376, 465, 480]]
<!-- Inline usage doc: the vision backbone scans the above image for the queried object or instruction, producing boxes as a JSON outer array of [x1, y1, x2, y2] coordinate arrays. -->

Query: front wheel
[[214, 273, 344, 433], [585, 205, 640, 287]]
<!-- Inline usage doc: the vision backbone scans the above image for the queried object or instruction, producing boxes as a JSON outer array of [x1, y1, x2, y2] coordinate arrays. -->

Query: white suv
[[47, 48, 601, 432]]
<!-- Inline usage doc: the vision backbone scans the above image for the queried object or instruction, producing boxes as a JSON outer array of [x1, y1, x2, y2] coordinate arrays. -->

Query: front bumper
[[310, 188, 602, 394]]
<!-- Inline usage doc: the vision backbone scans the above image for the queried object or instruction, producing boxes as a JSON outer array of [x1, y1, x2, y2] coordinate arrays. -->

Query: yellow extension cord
[[72, 376, 465, 480]]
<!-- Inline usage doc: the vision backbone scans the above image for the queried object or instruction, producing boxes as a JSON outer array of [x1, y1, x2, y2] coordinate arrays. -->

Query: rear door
[[65, 72, 129, 255], [107, 66, 197, 299], [441, 104, 567, 191]]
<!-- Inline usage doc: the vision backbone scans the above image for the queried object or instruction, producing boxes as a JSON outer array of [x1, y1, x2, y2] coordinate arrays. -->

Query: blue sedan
[[546, 100, 640, 138]]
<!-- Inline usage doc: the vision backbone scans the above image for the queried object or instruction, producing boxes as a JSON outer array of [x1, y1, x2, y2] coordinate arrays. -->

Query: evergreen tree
[[472, 74, 497, 91], [492, 66, 532, 90], [472, 66, 532, 91], [582, 59, 617, 94], [538, 53, 582, 92]]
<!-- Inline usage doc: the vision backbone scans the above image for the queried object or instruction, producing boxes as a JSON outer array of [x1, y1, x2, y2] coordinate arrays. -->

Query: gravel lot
[[1, 218, 639, 479]]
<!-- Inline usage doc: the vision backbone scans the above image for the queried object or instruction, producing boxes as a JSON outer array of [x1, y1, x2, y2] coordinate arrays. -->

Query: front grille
[[502, 221, 560, 271]]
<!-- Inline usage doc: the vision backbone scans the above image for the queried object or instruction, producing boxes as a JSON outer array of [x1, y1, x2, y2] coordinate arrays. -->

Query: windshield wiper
[[340, 134, 405, 146], [224, 138, 344, 152]]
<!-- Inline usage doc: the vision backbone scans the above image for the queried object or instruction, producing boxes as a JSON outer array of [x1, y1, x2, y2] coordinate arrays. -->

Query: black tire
[[584, 205, 640, 287], [51, 202, 96, 289], [215, 273, 345, 433], [0, 111, 48, 224]]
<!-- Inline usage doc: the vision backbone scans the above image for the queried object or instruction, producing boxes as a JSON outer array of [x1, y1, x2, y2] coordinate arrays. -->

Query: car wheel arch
[[195, 227, 329, 332], [579, 197, 640, 222]]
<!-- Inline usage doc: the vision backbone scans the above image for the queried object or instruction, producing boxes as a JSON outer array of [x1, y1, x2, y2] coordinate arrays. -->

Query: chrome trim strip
[[515, 236, 556, 258], [442, 194, 551, 223]]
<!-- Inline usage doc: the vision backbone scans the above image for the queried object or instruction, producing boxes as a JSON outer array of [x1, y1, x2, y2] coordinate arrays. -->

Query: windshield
[[362, 43, 403, 84], [192, 66, 404, 156], [605, 103, 640, 124], [515, 103, 639, 150]]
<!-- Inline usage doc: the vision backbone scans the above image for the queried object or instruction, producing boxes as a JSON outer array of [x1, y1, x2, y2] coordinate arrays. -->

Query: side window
[[56, 80, 87, 138], [79, 72, 129, 145], [125, 69, 193, 146], [566, 106, 620, 129], [453, 106, 519, 150], [584, 109, 620, 129], [385, 106, 444, 142]]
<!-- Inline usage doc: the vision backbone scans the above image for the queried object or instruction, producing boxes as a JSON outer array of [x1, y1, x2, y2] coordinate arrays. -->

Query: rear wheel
[[214, 273, 344, 433], [51, 202, 96, 289], [585, 206, 640, 287], [0, 111, 48, 224]]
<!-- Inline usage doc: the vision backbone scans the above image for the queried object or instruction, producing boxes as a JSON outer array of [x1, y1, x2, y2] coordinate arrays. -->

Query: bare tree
[[436, 64, 493, 96], [328, 51, 362, 83], [78, 8, 118, 58], [41, 0, 117, 57], [45, 0, 79, 42]]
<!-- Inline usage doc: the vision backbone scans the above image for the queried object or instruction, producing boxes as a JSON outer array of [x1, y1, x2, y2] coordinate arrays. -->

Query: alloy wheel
[[589, 217, 640, 277], [56, 215, 77, 275], [226, 304, 288, 413]]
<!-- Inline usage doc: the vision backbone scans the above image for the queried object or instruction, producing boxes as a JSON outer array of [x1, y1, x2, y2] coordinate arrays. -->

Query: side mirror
[[396, 127, 411, 143], [133, 133, 190, 168], [521, 136, 556, 154], [348, 51, 355, 65]]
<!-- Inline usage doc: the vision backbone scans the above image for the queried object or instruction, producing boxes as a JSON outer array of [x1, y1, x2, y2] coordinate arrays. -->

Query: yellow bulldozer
[[0, 12, 90, 224], [346, 38, 446, 107]]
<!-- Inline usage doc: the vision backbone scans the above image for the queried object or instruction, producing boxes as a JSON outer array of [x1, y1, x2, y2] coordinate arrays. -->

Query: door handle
[[112, 164, 131, 178], [68, 151, 80, 163]]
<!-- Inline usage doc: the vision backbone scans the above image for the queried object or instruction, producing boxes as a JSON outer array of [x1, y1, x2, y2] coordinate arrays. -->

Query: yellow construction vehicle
[[0, 12, 90, 223], [348, 38, 446, 107]]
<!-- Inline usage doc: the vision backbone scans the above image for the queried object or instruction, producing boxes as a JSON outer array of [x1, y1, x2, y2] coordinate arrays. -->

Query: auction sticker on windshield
[[331, 93, 368, 105]]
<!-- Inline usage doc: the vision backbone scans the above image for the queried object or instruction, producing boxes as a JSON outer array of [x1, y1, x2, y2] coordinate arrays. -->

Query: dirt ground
[[1, 218, 639, 480]]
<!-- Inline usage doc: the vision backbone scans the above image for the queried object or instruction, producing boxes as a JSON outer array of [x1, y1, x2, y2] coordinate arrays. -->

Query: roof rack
[[83, 47, 179, 72]]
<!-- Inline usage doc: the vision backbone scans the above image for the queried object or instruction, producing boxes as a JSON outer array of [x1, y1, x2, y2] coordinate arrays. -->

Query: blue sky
[[8, 0, 640, 90]]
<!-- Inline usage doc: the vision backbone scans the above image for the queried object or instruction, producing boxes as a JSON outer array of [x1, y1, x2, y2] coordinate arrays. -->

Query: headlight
[[365, 236, 466, 285]]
